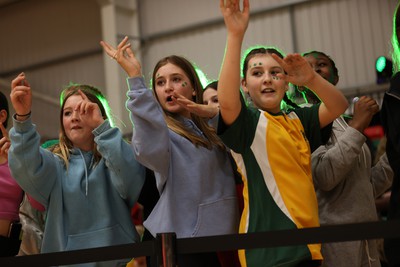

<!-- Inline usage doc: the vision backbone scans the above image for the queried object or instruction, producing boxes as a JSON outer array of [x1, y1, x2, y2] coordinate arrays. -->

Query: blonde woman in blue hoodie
[[8, 73, 145, 267]]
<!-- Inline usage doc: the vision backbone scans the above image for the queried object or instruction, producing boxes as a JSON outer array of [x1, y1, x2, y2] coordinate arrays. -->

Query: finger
[[0, 137, 6, 147], [3, 142, 10, 153], [80, 101, 91, 115], [0, 123, 9, 140], [0, 138, 10, 149], [284, 54, 299, 64], [243, 0, 250, 13], [78, 90, 89, 101], [125, 46, 135, 58], [358, 96, 368, 102], [271, 53, 286, 69], [117, 36, 129, 49], [113, 38, 130, 61], [220, 0, 225, 9], [233, 0, 239, 10], [173, 92, 186, 100], [121, 43, 132, 56], [99, 41, 115, 57], [11, 72, 26, 89], [11, 88, 31, 98]]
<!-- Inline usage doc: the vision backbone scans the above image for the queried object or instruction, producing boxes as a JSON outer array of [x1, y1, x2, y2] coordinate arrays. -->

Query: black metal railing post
[[156, 232, 177, 267]]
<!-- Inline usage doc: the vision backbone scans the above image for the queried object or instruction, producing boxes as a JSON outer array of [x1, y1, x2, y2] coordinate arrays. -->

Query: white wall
[[139, 0, 397, 90], [0, 0, 397, 138]]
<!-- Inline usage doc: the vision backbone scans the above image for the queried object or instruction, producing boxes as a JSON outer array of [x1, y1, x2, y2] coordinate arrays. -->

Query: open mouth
[[261, 88, 275, 94], [166, 95, 173, 102]]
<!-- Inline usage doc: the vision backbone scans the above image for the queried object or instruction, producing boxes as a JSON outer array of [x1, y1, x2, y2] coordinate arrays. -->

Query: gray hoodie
[[312, 116, 393, 267]]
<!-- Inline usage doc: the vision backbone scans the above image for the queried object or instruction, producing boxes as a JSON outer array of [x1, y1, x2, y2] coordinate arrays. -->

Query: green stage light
[[375, 56, 393, 84], [376, 56, 387, 72]]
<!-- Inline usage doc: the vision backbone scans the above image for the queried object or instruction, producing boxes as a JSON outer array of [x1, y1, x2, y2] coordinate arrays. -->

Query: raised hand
[[348, 96, 380, 132], [272, 53, 317, 87], [220, 0, 250, 37], [0, 123, 10, 156], [10, 72, 32, 118], [173, 92, 219, 118], [100, 36, 142, 78], [75, 90, 105, 130]]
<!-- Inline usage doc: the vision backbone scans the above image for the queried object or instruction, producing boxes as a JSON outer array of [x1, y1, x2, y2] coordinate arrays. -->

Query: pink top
[[0, 161, 24, 221]]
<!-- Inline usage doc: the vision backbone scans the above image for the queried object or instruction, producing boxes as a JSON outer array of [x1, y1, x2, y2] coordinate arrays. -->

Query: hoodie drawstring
[[365, 240, 376, 267], [78, 150, 89, 196]]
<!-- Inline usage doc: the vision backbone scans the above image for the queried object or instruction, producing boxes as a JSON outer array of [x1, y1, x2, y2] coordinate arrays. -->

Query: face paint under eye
[[182, 81, 188, 87], [272, 76, 280, 80]]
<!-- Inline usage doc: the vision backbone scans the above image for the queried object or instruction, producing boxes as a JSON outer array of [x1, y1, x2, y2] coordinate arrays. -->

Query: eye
[[63, 110, 72, 117], [156, 80, 165, 86], [318, 62, 327, 67], [271, 70, 282, 76], [203, 100, 208, 105], [212, 97, 219, 103], [173, 77, 182, 83], [251, 70, 263, 77]]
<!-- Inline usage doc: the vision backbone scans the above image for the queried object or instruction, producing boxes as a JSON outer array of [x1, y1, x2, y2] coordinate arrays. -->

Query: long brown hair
[[52, 83, 108, 168], [152, 55, 225, 150]]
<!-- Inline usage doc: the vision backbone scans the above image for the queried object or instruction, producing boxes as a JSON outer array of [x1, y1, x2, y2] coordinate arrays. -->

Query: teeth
[[262, 89, 274, 93]]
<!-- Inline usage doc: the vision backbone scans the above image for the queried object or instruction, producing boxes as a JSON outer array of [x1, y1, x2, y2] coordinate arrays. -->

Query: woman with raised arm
[[217, 0, 348, 266], [8, 74, 145, 267], [100, 38, 239, 267]]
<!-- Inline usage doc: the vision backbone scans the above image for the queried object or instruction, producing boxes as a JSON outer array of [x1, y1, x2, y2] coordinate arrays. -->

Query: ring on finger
[[111, 51, 118, 60]]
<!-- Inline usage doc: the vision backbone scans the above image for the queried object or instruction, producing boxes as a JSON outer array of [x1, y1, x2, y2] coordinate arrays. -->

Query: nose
[[263, 73, 273, 84], [71, 110, 80, 121], [164, 80, 174, 93]]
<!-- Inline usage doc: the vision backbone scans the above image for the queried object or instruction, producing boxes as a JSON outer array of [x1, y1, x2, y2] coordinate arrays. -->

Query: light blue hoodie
[[9, 118, 145, 267]]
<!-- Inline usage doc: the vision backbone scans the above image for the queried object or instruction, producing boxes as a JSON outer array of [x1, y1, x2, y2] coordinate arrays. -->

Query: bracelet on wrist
[[16, 111, 31, 117]]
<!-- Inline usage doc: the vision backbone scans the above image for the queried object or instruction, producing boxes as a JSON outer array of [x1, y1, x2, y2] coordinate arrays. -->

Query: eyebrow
[[159, 72, 183, 77], [249, 65, 282, 71]]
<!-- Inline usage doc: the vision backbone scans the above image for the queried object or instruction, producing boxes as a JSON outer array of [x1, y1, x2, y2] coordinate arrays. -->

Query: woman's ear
[[0, 110, 7, 124], [241, 79, 249, 94]]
